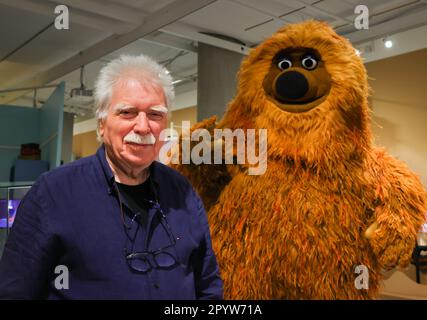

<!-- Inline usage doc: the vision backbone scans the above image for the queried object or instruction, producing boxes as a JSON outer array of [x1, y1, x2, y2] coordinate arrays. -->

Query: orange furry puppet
[[171, 20, 427, 299]]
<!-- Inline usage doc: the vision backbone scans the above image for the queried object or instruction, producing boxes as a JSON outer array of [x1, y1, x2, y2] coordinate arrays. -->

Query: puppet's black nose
[[275, 71, 309, 100]]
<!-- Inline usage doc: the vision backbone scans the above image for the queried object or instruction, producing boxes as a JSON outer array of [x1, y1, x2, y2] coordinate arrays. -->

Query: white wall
[[367, 48, 427, 187]]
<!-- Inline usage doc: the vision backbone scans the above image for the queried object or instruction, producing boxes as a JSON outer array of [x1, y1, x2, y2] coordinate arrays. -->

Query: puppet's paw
[[169, 116, 218, 166], [369, 225, 415, 269]]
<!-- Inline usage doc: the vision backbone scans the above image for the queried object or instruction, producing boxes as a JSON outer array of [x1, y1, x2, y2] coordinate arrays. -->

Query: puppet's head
[[220, 21, 372, 168]]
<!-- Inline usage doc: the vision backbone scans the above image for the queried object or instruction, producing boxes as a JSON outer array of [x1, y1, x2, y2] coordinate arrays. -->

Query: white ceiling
[[1, 0, 427, 120]]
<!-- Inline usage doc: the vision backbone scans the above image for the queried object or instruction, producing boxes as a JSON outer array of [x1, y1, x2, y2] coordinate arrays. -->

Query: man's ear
[[98, 119, 105, 138]]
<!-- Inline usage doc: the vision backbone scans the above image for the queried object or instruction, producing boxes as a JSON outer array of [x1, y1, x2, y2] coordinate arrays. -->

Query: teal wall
[[40, 82, 65, 168], [0, 105, 41, 181], [0, 82, 65, 181]]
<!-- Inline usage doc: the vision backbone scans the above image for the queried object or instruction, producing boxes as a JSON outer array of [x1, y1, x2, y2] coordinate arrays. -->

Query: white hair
[[94, 54, 174, 141]]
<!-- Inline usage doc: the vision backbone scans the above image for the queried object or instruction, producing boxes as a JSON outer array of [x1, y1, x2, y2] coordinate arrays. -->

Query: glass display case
[[0, 181, 33, 257]]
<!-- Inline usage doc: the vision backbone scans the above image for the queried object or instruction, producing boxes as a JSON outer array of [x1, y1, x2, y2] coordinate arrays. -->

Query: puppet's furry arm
[[367, 148, 427, 268], [170, 116, 232, 212]]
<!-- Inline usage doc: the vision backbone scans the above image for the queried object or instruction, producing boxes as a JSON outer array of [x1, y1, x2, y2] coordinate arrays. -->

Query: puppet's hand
[[169, 116, 232, 211], [168, 116, 218, 165], [366, 221, 415, 269], [172, 116, 240, 167]]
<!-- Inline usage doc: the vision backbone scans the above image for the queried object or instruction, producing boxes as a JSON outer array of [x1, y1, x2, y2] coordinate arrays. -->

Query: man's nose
[[133, 112, 150, 135]]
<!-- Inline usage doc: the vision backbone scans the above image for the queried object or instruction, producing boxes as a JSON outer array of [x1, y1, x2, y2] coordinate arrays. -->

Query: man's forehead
[[110, 77, 166, 104], [113, 103, 167, 112], [114, 74, 162, 91]]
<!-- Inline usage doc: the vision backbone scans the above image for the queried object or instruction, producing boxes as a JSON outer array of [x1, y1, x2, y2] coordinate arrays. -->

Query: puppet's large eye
[[301, 55, 318, 70], [278, 58, 292, 70]]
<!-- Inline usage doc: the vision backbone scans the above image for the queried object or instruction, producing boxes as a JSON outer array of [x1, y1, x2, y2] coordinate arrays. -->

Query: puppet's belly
[[208, 167, 380, 299]]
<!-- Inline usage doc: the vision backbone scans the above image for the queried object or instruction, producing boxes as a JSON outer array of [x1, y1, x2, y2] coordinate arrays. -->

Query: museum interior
[[0, 0, 426, 299]]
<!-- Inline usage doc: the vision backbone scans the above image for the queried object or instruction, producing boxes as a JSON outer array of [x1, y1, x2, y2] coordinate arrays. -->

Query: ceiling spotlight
[[355, 48, 361, 56], [383, 38, 393, 48]]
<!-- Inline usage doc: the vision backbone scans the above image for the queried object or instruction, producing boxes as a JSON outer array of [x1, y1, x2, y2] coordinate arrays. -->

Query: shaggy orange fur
[[172, 20, 427, 299]]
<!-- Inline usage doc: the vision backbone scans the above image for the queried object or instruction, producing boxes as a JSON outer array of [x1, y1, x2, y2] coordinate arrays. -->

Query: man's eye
[[148, 112, 164, 119], [119, 110, 136, 117]]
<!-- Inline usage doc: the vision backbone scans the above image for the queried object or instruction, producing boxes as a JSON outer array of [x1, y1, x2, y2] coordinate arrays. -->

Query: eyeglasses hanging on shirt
[[114, 179, 178, 273]]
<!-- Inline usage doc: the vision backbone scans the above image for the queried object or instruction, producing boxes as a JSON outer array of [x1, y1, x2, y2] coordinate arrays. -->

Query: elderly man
[[0, 55, 223, 299]]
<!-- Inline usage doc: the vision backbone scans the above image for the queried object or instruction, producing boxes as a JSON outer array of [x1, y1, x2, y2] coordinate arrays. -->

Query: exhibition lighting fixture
[[384, 38, 393, 48], [69, 65, 93, 104]]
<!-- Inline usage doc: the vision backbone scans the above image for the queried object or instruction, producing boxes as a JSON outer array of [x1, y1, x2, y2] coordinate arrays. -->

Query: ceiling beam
[[46, 0, 249, 56], [48, 0, 144, 26], [290, 0, 353, 24], [0, 0, 133, 34], [161, 22, 251, 55], [48, 0, 198, 54], [0, 0, 218, 104], [46, 0, 247, 56], [345, 7, 427, 44], [140, 33, 197, 53], [230, 0, 294, 24]]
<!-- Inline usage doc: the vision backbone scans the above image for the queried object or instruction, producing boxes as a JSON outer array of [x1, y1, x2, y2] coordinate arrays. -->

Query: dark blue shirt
[[0, 145, 223, 299]]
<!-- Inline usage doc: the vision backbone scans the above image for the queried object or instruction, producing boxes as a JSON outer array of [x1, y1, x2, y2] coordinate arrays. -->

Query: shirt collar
[[96, 144, 161, 201]]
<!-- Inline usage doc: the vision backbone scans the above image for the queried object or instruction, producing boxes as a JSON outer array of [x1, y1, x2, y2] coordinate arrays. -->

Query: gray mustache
[[124, 132, 156, 145]]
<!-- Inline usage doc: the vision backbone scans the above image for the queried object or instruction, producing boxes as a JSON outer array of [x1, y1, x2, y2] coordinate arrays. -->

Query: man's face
[[99, 77, 168, 170]]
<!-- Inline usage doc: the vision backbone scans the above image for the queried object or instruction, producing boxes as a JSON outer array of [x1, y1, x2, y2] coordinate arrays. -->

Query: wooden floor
[[379, 264, 427, 299]]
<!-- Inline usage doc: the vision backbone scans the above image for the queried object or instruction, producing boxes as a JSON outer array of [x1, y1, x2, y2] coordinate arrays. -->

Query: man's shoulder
[[22, 154, 100, 206], [152, 161, 190, 185], [40, 154, 99, 183], [152, 161, 198, 195], [152, 162, 202, 209]]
